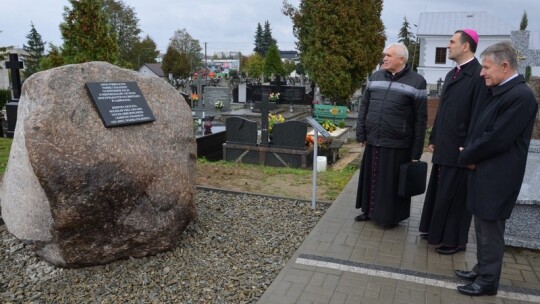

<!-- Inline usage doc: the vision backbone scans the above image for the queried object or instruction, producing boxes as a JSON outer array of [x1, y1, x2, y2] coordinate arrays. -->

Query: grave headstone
[[203, 87, 230, 111], [0, 61, 197, 267], [238, 83, 247, 102], [505, 139, 540, 249], [280, 86, 306, 104], [272, 120, 308, 149], [249, 84, 307, 104], [225, 117, 257, 145]]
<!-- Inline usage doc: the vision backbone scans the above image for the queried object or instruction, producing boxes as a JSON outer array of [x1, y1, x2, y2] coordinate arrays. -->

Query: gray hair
[[384, 43, 409, 61], [480, 41, 518, 70]]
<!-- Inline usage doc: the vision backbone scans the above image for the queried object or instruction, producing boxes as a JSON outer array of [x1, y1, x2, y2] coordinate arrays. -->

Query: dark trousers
[[472, 215, 506, 290]]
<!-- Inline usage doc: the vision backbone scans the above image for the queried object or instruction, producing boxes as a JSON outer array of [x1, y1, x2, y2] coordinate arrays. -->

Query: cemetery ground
[[0, 137, 359, 303]]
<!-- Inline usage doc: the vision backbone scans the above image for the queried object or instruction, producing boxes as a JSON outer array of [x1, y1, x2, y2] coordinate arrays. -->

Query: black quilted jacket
[[356, 65, 428, 160]]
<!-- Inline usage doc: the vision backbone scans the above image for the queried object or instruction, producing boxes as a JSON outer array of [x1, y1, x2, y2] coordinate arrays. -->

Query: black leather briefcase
[[398, 161, 428, 197]]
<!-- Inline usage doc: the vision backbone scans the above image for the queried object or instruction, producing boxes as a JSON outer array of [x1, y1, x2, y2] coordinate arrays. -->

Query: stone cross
[[5, 53, 24, 100]]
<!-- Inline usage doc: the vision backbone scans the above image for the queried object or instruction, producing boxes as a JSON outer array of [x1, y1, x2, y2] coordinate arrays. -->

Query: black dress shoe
[[354, 213, 369, 222], [419, 233, 428, 240], [457, 282, 497, 296], [455, 270, 478, 282], [435, 245, 466, 255]]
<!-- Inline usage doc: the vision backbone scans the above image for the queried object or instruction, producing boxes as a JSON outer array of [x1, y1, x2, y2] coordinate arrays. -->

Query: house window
[[435, 47, 447, 64]]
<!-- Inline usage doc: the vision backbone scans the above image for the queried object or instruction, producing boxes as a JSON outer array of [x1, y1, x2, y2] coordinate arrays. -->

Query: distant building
[[416, 11, 514, 90], [279, 50, 299, 62], [138, 63, 167, 80]]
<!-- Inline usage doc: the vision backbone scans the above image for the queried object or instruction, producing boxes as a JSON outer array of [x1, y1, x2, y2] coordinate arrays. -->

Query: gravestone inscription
[[86, 82, 155, 128], [280, 86, 306, 104], [249, 85, 307, 104]]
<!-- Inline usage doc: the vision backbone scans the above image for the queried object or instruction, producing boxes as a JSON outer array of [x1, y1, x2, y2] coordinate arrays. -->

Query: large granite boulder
[[0, 62, 197, 267]]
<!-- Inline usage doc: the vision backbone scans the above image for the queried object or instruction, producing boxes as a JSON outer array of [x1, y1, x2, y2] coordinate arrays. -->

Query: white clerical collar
[[499, 73, 519, 86], [457, 57, 475, 69]]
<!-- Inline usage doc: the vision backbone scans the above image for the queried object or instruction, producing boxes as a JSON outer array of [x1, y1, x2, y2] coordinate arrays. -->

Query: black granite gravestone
[[5, 53, 24, 138], [272, 121, 308, 149], [249, 85, 307, 105], [225, 117, 257, 145], [86, 82, 155, 128]]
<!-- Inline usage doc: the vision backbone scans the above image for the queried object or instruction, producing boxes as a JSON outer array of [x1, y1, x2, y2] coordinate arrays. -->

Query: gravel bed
[[0, 189, 329, 303]]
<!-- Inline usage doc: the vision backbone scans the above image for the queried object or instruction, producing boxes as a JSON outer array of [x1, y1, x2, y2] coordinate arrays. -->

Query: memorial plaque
[[86, 82, 155, 128]]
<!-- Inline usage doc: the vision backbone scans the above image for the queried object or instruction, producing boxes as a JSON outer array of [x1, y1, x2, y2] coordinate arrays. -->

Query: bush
[[0, 89, 11, 110]]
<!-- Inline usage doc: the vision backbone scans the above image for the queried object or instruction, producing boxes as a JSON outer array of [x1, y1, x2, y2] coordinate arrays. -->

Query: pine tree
[[23, 22, 45, 78], [398, 17, 413, 47], [261, 21, 277, 56], [253, 23, 264, 56], [60, 0, 118, 64], [520, 11, 528, 30], [397, 16, 418, 70], [284, 0, 385, 104]]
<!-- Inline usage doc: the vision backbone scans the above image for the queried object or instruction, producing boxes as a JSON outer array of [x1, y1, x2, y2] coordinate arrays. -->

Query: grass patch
[[0, 138, 12, 175], [319, 165, 357, 200]]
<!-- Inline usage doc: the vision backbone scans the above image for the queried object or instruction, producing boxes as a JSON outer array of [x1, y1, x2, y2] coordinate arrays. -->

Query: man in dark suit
[[455, 41, 538, 296], [419, 29, 489, 255]]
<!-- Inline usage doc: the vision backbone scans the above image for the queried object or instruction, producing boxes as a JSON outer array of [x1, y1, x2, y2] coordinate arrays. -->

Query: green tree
[[295, 62, 305, 76], [40, 44, 64, 70], [397, 16, 418, 70], [23, 22, 46, 78], [520, 11, 528, 30], [263, 43, 285, 78], [261, 21, 277, 56], [283, 59, 296, 76], [525, 66, 532, 82], [398, 17, 413, 47], [60, 0, 118, 64], [129, 35, 159, 69], [103, 0, 141, 68], [284, 0, 385, 105], [253, 23, 264, 56], [169, 28, 202, 72], [162, 46, 190, 78], [244, 53, 264, 79]]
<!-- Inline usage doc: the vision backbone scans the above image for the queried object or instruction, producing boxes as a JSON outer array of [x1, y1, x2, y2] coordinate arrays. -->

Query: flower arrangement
[[321, 120, 337, 132], [191, 93, 199, 101], [268, 113, 285, 132], [305, 134, 332, 150], [214, 100, 224, 110], [269, 92, 280, 101]]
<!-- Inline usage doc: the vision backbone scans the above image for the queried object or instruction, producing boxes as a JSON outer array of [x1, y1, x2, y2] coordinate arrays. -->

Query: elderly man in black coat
[[419, 29, 489, 255], [455, 41, 538, 297], [355, 43, 427, 228]]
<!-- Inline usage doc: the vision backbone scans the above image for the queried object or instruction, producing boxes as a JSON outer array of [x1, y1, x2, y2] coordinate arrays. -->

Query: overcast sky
[[2, 0, 539, 56]]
